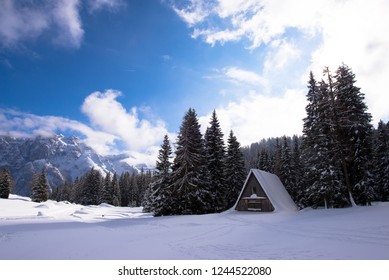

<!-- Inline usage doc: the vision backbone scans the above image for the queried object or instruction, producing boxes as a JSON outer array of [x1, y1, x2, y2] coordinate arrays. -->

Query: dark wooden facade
[[235, 172, 274, 212]]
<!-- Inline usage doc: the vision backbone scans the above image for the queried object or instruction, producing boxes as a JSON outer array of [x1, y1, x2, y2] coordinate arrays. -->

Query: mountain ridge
[[0, 134, 138, 196]]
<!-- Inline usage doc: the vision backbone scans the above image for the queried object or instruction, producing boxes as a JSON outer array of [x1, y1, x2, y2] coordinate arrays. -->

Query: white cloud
[[223, 67, 268, 87], [174, 0, 389, 128], [88, 0, 125, 13], [0, 0, 50, 47], [0, 0, 83, 48], [0, 90, 169, 164], [52, 0, 84, 48], [81, 89, 168, 152], [0, 108, 118, 155], [0, 0, 124, 49], [263, 39, 301, 74], [173, 0, 212, 27], [199, 89, 307, 146]]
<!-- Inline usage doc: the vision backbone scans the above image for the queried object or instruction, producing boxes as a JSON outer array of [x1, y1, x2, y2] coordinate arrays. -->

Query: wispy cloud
[[52, 0, 84, 48], [172, 0, 212, 27], [0, 0, 124, 49], [223, 67, 268, 87], [0, 0, 51, 48], [87, 0, 126, 13]]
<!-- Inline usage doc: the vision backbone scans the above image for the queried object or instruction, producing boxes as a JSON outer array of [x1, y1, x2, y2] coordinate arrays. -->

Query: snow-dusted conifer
[[333, 64, 374, 205], [0, 167, 13, 199], [171, 108, 211, 214], [256, 148, 271, 172], [144, 134, 173, 216], [100, 172, 113, 205], [112, 173, 121, 206], [119, 172, 131, 206], [373, 121, 389, 201], [291, 135, 305, 208], [204, 110, 228, 212], [280, 136, 295, 200], [79, 168, 101, 205], [302, 72, 345, 208], [225, 130, 247, 209], [30, 168, 49, 203]]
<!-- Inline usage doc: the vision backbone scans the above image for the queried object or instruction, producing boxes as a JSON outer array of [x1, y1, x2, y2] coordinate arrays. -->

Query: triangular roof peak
[[235, 169, 298, 212]]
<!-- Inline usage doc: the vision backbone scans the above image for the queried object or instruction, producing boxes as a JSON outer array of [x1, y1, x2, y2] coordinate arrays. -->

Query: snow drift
[[0, 195, 388, 260]]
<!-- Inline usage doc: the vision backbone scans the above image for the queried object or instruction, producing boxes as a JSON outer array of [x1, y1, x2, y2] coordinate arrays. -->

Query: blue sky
[[1, 0, 389, 165]]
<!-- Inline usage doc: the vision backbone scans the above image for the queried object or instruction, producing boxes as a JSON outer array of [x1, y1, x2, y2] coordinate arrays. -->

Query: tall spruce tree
[[204, 110, 228, 212], [171, 108, 211, 214], [333, 64, 374, 205], [0, 167, 13, 199], [30, 168, 49, 203], [100, 172, 113, 205], [79, 168, 101, 205], [280, 136, 295, 201], [256, 148, 272, 172], [112, 173, 121, 206], [225, 130, 247, 209], [373, 120, 389, 201], [119, 172, 131, 206], [143, 134, 173, 216], [302, 65, 374, 207], [291, 135, 305, 208], [302, 72, 345, 208]]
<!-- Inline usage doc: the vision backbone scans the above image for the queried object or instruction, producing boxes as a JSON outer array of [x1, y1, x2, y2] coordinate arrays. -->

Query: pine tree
[[204, 110, 227, 212], [119, 172, 131, 206], [271, 138, 282, 177], [100, 172, 113, 205], [225, 130, 247, 208], [256, 148, 271, 172], [143, 134, 173, 216], [373, 120, 389, 201], [112, 173, 121, 206], [302, 65, 374, 207], [280, 136, 295, 201], [333, 64, 374, 205], [136, 168, 151, 207], [30, 168, 49, 203], [79, 168, 101, 205], [302, 72, 345, 208], [291, 135, 305, 208], [128, 172, 138, 207], [170, 108, 211, 214], [0, 167, 13, 199]]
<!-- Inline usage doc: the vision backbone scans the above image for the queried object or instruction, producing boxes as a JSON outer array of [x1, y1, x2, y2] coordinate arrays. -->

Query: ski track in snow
[[1, 196, 389, 260]]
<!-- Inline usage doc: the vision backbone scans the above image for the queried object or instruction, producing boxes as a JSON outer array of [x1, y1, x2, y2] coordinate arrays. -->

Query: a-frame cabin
[[235, 169, 297, 212]]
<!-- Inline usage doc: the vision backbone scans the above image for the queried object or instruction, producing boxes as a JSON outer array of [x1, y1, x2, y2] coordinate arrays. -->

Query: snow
[[1, 195, 389, 260]]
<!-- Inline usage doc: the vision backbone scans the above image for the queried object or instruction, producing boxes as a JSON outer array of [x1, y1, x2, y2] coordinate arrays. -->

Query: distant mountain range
[[0, 135, 143, 196]]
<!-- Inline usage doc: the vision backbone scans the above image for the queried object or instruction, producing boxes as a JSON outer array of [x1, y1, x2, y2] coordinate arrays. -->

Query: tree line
[[50, 168, 153, 207], [242, 64, 389, 208]]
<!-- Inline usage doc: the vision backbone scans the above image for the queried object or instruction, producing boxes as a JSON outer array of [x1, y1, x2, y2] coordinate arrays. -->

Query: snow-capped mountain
[[0, 135, 137, 196]]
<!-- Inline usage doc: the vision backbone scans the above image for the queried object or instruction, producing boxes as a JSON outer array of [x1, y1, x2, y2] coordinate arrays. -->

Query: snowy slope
[[1, 195, 388, 260]]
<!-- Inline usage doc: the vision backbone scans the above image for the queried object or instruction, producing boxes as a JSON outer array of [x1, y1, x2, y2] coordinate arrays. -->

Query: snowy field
[[0, 195, 388, 260]]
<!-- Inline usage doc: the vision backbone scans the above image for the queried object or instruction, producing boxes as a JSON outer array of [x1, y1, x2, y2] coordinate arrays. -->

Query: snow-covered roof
[[235, 169, 298, 212]]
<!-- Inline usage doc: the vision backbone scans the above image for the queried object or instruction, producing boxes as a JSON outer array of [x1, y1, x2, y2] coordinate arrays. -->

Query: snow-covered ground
[[0, 195, 388, 260]]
